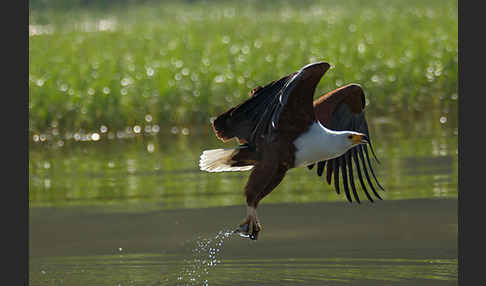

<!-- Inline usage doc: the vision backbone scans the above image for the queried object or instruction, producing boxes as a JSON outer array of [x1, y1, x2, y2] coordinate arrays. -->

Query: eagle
[[199, 62, 384, 240]]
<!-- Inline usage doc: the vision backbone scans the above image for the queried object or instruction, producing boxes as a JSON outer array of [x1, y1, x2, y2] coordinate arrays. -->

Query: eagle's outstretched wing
[[212, 62, 330, 147], [308, 84, 385, 203]]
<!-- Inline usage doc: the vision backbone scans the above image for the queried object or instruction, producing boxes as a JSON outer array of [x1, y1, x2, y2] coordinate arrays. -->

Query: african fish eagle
[[199, 62, 385, 240]]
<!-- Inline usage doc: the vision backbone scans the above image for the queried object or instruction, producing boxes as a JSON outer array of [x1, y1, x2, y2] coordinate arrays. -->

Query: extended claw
[[233, 207, 262, 240]]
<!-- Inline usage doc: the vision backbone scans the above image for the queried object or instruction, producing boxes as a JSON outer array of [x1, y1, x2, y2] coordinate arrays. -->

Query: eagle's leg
[[239, 206, 262, 239], [237, 162, 287, 240]]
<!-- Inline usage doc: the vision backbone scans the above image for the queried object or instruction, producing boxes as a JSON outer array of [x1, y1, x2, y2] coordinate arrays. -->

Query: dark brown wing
[[307, 84, 385, 203], [212, 62, 330, 147]]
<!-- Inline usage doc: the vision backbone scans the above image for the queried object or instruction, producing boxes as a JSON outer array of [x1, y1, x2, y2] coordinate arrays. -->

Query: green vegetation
[[29, 0, 458, 134], [29, 109, 458, 209]]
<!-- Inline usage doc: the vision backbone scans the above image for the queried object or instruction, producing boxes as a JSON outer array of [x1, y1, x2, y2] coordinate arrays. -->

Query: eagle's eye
[[348, 135, 353, 139]]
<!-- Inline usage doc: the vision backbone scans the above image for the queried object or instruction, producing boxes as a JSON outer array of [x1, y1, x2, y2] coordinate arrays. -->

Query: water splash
[[176, 228, 235, 286]]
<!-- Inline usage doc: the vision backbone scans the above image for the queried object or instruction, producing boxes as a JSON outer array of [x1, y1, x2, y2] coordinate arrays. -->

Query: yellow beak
[[351, 134, 369, 145]]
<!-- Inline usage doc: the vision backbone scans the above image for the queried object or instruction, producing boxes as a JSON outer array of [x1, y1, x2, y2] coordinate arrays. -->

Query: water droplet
[[91, 133, 100, 141], [214, 75, 225, 83], [100, 125, 108, 133], [174, 60, 184, 68], [33, 134, 39, 142], [103, 87, 110, 95], [254, 39, 262, 48], [237, 54, 245, 62], [358, 43, 366, 54], [241, 45, 250, 54], [440, 116, 447, 124], [133, 125, 141, 134], [146, 67, 154, 77], [147, 143, 154, 153], [230, 45, 239, 54]]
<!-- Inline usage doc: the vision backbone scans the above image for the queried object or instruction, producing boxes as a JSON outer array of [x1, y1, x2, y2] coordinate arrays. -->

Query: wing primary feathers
[[270, 72, 301, 130], [307, 164, 315, 170], [311, 83, 383, 203], [326, 159, 334, 185], [352, 148, 372, 201], [333, 159, 340, 195], [340, 156, 353, 203], [317, 161, 326, 176], [357, 145, 383, 200], [250, 95, 279, 143], [367, 140, 381, 165], [363, 144, 386, 191], [347, 151, 371, 202]]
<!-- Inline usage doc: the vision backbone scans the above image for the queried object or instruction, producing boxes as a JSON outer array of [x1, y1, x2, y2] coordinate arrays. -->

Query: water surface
[[29, 108, 458, 285]]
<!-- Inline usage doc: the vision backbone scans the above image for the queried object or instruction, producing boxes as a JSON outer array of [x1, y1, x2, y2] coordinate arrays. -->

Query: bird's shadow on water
[[173, 226, 253, 286]]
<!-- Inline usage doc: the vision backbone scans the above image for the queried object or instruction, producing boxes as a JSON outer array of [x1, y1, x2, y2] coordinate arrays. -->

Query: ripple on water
[[30, 252, 457, 286]]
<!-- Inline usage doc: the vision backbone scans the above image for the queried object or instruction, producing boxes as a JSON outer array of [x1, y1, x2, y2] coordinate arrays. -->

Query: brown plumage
[[199, 62, 384, 240]]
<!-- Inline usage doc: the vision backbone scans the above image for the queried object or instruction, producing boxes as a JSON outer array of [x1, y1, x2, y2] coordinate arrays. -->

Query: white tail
[[199, 147, 254, 172]]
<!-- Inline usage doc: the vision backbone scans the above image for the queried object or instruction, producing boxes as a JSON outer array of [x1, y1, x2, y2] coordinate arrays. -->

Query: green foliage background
[[29, 0, 458, 135]]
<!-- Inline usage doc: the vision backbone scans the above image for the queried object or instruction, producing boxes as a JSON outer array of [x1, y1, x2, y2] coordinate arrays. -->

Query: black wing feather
[[352, 147, 373, 200], [346, 151, 369, 202], [213, 62, 329, 146], [326, 159, 334, 185], [357, 145, 383, 200], [340, 156, 354, 203], [363, 144, 385, 191], [212, 73, 295, 145], [310, 86, 385, 203], [317, 161, 326, 176], [333, 159, 340, 195]]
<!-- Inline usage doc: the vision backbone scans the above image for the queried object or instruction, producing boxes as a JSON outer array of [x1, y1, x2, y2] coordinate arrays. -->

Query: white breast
[[293, 122, 346, 167]]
